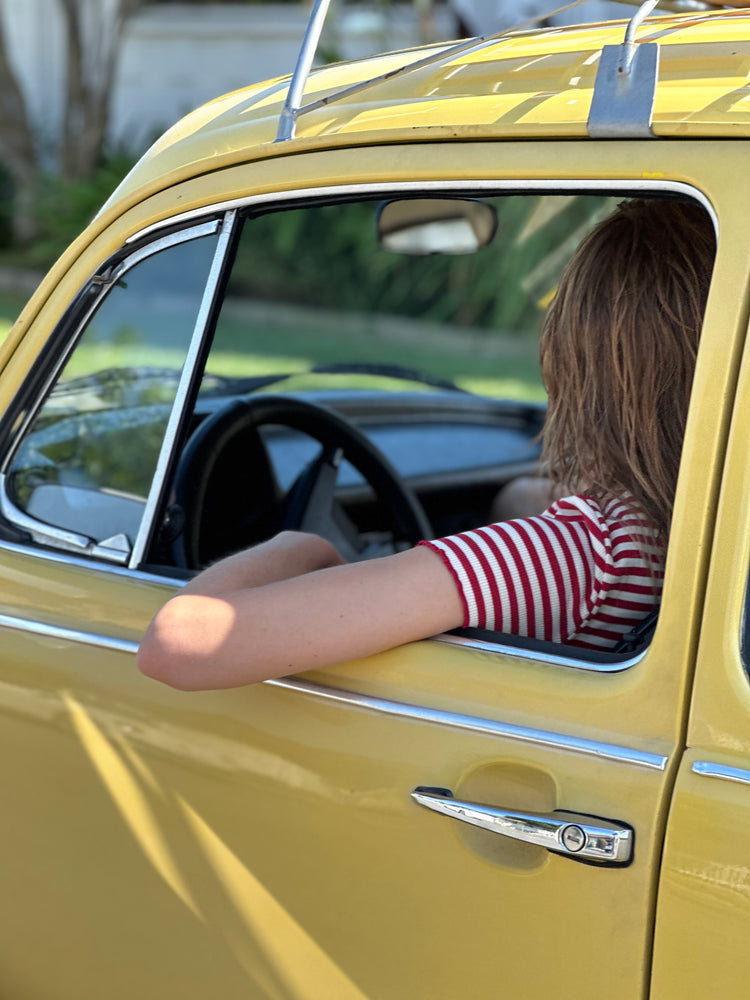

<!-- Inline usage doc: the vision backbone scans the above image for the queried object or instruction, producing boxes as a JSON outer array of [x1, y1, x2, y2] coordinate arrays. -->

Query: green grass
[[0, 291, 547, 403], [204, 303, 546, 401]]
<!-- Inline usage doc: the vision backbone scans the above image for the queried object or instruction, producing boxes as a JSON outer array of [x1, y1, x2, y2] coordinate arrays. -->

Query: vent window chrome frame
[[0, 216, 232, 566]]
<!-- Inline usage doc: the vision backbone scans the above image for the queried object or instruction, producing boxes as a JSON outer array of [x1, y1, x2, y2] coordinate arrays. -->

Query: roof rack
[[274, 0, 731, 144], [587, 0, 742, 136]]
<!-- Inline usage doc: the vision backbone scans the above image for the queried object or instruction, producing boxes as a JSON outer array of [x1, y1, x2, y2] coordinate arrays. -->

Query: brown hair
[[540, 198, 716, 542]]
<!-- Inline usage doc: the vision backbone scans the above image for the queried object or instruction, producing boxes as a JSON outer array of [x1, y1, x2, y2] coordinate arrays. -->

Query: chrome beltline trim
[[267, 676, 669, 769], [0, 612, 138, 655], [127, 179, 717, 245], [0, 538, 186, 588], [0, 537, 648, 677], [692, 761, 750, 786], [0, 611, 667, 769]]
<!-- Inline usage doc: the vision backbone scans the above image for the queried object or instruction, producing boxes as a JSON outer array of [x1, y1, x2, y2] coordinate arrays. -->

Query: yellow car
[[0, 1, 748, 996]]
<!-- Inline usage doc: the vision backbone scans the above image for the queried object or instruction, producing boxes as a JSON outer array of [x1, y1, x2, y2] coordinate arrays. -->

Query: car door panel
[[0, 547, 684, 999], [0, 142, 745, 997]]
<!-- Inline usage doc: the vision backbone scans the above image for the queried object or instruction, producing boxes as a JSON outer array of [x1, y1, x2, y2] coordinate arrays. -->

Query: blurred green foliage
[[0, 153, 136, 270], [233, 195, 612, 336]]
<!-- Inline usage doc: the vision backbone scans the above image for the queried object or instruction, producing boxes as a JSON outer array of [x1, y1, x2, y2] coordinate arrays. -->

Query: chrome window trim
[[692, 761, 750, 786], [123, 175, 711, 676], [1, 177, 715, 677], [0, 607, 667, 770], [435, 631, 646, 673], [127, 178, 717, 245], [112, 220, 220, 276], [0, 612, 139, 656], [129, 210, 239, 568], [0, 536, 650, 677]]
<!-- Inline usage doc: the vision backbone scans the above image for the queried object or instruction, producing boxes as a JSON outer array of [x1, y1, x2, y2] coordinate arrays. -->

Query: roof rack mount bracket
[[588, 0, 661, 138]]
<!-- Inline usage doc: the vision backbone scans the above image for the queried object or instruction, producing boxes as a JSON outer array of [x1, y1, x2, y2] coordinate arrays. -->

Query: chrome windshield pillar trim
[[129, 210, 239, 570], [7, 220, 221, 452], [692, 761, 750, 786], [0, 612, 139, 655], [266, 676, 668, 769], [127, 178, 717, 246]]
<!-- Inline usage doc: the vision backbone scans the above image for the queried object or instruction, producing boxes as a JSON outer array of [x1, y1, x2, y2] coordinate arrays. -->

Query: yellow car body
[[0, 5, 749, 998]]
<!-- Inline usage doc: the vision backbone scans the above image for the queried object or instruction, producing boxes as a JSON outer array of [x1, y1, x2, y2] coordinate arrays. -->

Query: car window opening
[[2, 190, 716, 666]]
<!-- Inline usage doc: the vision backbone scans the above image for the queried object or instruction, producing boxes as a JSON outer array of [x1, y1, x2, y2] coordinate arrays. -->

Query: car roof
[[106, 9, 750, 210]]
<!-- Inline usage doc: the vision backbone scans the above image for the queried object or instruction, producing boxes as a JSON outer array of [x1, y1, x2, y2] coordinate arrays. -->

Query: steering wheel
[[170, 395, 433, 570]]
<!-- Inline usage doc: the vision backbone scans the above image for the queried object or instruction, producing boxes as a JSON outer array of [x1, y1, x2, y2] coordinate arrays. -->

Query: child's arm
[[137, 531, 463, 691]]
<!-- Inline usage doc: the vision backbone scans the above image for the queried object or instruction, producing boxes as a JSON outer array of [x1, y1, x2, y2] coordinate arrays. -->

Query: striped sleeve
[[418, 495, 663, 648]]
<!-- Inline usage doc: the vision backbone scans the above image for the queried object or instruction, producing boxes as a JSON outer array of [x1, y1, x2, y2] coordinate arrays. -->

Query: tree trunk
[[0, 8, 39, 243], [59, 0, 142, 180]]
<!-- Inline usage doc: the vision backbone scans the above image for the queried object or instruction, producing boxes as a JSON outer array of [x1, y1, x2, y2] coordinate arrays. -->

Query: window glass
[[195, 195, 618, 549], [7, 230, 219, 547], [203, 195, 617, 402]]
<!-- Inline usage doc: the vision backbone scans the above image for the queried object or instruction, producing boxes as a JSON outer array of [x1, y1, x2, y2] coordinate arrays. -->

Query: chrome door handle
[[411, 787, 633, 866]]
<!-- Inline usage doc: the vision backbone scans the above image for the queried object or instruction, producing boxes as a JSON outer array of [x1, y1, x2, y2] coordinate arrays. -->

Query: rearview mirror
[[377, 198, 497, 255]]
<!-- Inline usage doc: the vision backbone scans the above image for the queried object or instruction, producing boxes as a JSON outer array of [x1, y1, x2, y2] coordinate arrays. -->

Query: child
[[137, 199, 716, 690]]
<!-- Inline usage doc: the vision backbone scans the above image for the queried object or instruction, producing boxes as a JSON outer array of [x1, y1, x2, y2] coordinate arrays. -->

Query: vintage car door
[[0, 142, 743, 1000]]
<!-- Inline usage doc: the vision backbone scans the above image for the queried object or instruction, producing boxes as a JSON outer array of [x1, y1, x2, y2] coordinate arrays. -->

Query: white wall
[[111, 3, 458, 150], [548, 1, 630, 26], [0, 0, 66, 156], [0, 0, 633, 159]]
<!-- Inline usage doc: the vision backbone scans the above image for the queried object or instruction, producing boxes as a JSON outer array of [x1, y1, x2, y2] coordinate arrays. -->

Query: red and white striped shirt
[[420, 495, 663, 651]]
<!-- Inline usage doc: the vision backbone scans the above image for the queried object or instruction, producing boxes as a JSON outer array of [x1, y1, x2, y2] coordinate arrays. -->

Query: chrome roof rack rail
[[274, 0, 593, 143], [275, 0, 730, 145]]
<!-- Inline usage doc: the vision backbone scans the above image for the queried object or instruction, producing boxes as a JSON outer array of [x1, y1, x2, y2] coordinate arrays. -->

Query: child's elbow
[[137, 597, 210, 692]]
